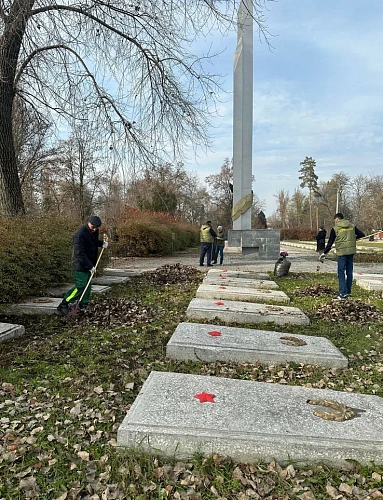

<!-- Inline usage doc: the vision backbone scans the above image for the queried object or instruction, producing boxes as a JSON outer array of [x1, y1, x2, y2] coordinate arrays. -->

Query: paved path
[[108, 246, 383, 275]]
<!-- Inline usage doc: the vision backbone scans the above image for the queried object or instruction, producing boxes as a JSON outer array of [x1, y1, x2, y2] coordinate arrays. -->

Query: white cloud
[[182, 0, 383, 216]]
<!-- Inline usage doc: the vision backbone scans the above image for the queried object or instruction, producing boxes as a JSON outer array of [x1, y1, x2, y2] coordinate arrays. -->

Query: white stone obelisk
[[232, 0, 253, 230]]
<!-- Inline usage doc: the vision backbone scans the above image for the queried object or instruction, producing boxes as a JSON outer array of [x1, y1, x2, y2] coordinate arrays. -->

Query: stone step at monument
[[355, 279, 383, 291], [103, 268, 141, 278], [196, 284, 289, 303], [203, 276, 279, 289], [92, 275, 130, 286], [207, 269, 270, 280], [166, 322, 347, 368], [354, 272, 383, 280], [117, 371, 383, 466], [47, 284, 111, 298], [186, 298, 309, 326], [0, 322, 25, 343]]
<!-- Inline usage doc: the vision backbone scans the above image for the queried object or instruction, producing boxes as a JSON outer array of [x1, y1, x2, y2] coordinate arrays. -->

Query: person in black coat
[[316, 226, 327, 253], [56, 216, 108, 316]]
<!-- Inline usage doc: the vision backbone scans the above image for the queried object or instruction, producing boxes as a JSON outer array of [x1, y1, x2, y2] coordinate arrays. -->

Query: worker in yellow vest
[[199, 220, 217, 266]]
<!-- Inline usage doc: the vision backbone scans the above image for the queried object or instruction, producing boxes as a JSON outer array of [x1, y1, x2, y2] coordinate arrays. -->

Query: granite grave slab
[[117, 371, 383, 465], [186, 298, 309, 326], [103, 268, 141, 278], [3, 297, 63, 315], [166, 322, 347, 368], [354, 272, 383, 280], [196, 284, 289, 303], [207, 269, 270, 280], [203, 276, 279, 289], [0, 322, 25, 343], [355, 279, 383, 291], [47, 284, 111, 297], [92, 275, 130, 286]]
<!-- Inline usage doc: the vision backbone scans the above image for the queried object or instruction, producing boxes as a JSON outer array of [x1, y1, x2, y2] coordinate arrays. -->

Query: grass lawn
[[1, 266, 383, 499]]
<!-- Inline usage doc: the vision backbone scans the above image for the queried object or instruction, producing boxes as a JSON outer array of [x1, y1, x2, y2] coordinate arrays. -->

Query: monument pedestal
[[228, 229, 280, 260]]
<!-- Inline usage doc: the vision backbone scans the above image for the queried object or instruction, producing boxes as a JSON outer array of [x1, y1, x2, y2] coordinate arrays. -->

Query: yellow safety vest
[[200, 225, 214, 243]]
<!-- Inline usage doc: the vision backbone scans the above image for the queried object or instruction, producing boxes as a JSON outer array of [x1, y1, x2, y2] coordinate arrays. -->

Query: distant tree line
[[270, 156, 383, 236]]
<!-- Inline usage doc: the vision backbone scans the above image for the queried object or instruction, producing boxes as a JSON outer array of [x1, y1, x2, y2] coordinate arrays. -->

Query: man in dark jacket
[[56, 216, 108, 316], [319, 213, 365, 300], [315, 226, 326, 253], [199, 220, 217, 266]]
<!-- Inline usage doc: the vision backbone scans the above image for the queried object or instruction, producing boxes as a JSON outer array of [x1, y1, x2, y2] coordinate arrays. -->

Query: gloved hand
[[90, 267, 96, 274], [319, 253, 326, 263], [102, 241, 108, 249]]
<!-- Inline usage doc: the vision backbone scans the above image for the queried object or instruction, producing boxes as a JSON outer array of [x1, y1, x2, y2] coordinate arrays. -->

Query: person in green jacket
[[199, 220, 217, 266], [211, 225, 226, 265], [319, 213, 365, 300]]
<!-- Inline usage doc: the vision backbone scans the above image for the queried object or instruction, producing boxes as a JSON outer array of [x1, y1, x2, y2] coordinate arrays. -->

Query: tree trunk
[[0, 83, 25, 215], [0, 0, 35, 216]]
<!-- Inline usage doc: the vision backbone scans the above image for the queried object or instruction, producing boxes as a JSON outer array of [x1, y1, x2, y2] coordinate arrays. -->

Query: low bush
[[111, 206, 199, 256], [0, 216, 78, 303], [354, 252, 383, 263], [280, 227, 317, 241]]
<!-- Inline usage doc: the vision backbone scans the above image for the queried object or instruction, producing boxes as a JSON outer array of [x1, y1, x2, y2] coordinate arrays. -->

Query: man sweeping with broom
[[56, 216, 108, 316]]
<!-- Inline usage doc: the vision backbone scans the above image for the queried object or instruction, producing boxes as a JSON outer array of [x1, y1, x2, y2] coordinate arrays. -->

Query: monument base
[[228, 229, 280, 260]]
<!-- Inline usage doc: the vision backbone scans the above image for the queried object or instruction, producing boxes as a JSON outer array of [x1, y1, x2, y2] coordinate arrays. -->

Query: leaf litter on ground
[[1, 262, 383, 498]]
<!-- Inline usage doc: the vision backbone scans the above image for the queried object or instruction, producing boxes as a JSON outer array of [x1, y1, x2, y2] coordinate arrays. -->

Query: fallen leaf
[[77, 451, 90, 461]]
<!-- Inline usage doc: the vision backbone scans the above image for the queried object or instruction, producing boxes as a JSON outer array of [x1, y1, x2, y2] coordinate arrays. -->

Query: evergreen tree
[[299, 156, 319, 229]]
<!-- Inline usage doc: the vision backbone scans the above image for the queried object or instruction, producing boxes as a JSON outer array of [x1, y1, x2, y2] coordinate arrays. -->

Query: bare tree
[[205, 157, 234, 227], [251, 193, 266, 228], [0, 0, 270, 216], [274, 189, 290, 230], [40, 125, 104, 219], [12, 97, 55, 212], [177, 172, 210, 224], [288, 188, 308, 227], [127, 162, 188, 215]]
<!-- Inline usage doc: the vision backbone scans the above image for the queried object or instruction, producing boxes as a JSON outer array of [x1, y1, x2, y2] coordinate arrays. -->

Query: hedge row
[[111, 207, 200, 257], [0, 211, 200, 303]]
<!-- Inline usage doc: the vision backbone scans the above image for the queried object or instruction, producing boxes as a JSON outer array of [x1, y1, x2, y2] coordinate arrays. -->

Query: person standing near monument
[[316, 226, 327, 253], [199, 220, 217, 267], [319, 213, 365, 300], [56, 216, 108, 316], [212, 225, 226, 265]]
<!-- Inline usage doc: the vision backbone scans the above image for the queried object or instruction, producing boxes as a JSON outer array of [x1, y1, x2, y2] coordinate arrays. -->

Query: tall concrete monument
[[232, 0, 253, 231], [228, 0, 280, 260]]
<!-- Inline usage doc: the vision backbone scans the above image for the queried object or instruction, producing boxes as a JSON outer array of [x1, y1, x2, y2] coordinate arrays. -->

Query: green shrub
[[0, 215, 79, 303], [111, 206, 199, 257]]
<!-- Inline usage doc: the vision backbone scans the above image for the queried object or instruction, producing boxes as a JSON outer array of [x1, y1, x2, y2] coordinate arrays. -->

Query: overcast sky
[[183, 0, 383, 216]]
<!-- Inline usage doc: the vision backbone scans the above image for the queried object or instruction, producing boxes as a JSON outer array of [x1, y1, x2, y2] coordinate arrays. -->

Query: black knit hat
[[87, 215, 102, 227]]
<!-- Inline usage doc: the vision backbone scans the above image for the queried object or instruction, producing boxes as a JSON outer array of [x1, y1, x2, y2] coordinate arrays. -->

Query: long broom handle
[[77, 234, 108, 304]]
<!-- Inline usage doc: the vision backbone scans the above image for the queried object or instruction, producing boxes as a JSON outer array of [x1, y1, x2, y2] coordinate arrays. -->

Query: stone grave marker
[[117, 371, 383, 466]]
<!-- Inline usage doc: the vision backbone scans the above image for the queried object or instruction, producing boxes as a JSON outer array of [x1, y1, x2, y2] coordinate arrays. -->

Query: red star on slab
[[215, 301, 224, 306], [194, 392, 215, 403], [208, 330, 221, 336], [219, 286, 226, 289], [222, 270, 228, 272]]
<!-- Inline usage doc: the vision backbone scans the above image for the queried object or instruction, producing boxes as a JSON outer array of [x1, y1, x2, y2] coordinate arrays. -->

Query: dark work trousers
[[200, 242, 213, 265], [63, 270, 92, 305]]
